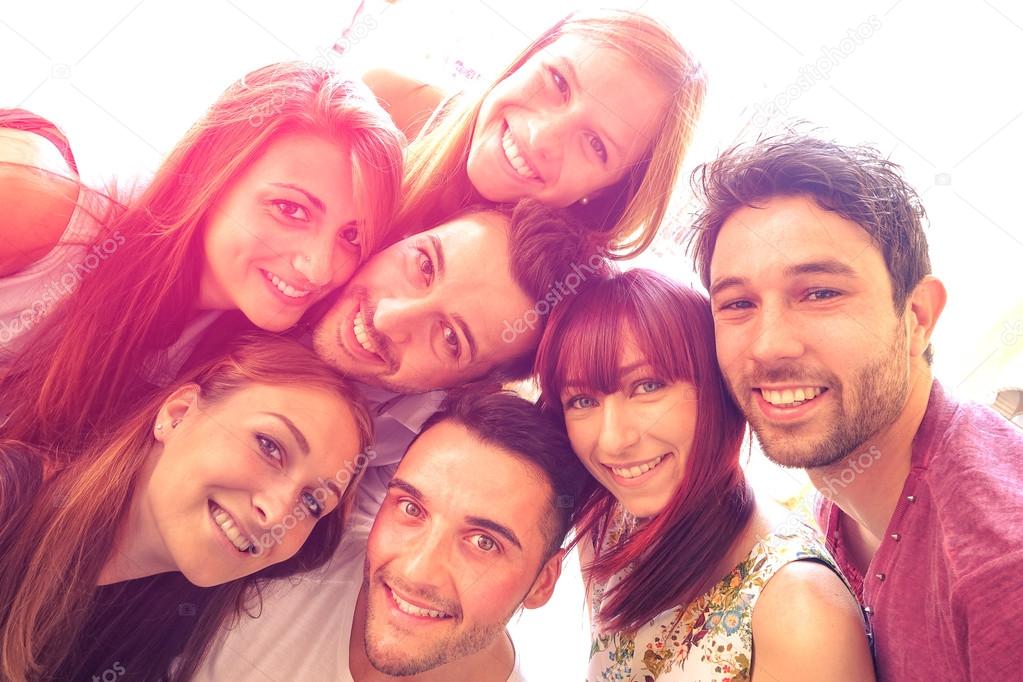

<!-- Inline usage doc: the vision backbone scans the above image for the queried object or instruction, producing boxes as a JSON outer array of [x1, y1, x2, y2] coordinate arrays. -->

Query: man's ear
[[906, 275, 947, 359], [153, 384, 200, 442], [522, 548, 565, 610]]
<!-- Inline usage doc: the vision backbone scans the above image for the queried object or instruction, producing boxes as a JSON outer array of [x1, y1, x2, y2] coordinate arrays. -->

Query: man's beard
[[362, 570, 512, 676], [732, 322, 910, 470]]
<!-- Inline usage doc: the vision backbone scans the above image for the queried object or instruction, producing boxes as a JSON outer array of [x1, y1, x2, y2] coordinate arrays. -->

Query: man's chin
[[365, 634, 446, 677], [752, 418, 856, 470]]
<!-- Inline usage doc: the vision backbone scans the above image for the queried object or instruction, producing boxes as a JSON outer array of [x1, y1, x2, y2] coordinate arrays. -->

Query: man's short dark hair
[[686, 133, 934, 362], [411, 388, 589, 560], [492, 199, 613, 381]]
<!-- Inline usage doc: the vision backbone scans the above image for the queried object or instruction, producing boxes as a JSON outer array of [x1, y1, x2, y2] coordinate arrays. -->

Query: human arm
[[361, 67, 445, 140], [751, 560, 876, 681], [0, 128, 79, 276]]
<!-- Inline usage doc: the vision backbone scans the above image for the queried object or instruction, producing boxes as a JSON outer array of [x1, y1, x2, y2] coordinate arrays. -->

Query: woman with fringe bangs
[[0, 335, 372, 681], [535, 269, 875, 681]]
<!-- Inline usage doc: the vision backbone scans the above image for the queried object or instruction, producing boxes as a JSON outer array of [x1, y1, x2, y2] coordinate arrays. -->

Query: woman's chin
[[244, 307, 303, 333]]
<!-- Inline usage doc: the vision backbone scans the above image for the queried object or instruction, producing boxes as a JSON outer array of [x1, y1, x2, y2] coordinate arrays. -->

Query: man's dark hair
[[686, 133, 934, 362], [411, 388, 589, 560], [493, 199, 614, 381]]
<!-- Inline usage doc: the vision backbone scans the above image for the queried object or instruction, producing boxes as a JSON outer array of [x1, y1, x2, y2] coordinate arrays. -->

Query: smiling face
[[200, 130, 363, 332], [362, 419, 559, 676], [561, 337, 698, 519], [709, 194, 913, 469], [312, 211, 539, 393], [141, 383, 363, 587], [467, 34, 668, 207]]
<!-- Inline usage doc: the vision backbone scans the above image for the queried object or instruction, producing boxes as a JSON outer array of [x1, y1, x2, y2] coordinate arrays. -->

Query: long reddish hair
[[535, 269, 752, 632], [0, 335, 372, 682], [0, 60, 403, 455]]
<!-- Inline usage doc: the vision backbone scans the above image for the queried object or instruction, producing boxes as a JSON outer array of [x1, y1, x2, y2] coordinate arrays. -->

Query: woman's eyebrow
[[262, 412, 309, 455], [269, 182, 325, 213]]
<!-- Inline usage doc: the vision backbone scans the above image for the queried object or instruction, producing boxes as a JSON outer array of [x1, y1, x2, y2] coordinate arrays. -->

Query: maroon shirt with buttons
[[815, 381, 1023, 680]]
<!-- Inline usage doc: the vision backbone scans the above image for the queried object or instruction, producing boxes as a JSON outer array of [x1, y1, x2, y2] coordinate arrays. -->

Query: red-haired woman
[[0, 61, 404, 455], [536, 269, 876, 681], [0, 335, 372, 681]]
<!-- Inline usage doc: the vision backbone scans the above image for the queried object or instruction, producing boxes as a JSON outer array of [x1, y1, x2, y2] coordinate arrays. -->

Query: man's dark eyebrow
[[709, 276, 749, 299], [429, 234, 445, 277], [263, 412, 309, 456], [466, 515, 522, 551], [452, 313, 478, 364], [387, 478, 425, 501], [784, 260, 858, 278], [270, 182, 325, 213]]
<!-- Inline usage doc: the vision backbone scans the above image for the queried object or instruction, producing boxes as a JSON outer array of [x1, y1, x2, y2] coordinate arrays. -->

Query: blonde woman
[[367, 8, 706, 257]]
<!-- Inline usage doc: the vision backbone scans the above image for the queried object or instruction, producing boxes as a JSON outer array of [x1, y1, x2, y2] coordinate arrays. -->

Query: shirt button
[[864, 606, 874, 615], [875, 573, 886, 581], [906, 495, 917, 502], [890, 533, 901, 541]]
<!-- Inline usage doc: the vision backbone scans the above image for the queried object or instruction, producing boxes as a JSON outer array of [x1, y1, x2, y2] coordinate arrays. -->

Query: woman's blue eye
[[566, 395, 597, 410], [301, 490, 323, 518], [635, 380, 664, 395], [256, 434, 283, 463]]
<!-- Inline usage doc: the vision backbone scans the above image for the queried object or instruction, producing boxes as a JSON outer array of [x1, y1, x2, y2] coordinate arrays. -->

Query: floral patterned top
[[586, 506, 842, 682]]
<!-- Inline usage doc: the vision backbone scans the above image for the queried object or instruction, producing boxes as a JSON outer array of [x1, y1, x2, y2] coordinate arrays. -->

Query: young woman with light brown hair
[[0, 335, 372, 682], [365, 8, 706, 257]]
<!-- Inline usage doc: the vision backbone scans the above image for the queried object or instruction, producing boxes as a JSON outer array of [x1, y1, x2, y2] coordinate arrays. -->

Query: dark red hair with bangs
[[535, 268, 753, 633]]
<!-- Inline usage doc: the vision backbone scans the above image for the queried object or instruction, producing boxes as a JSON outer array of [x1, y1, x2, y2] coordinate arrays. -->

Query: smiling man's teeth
[[353, 309, 379, 356], [263, 270, 312, 299], [611, 454, 666, 479], [391, 589, 449, 619], [210, 502, 253, 552], [501, 127, 539, 180], [761, 386, 823, 407]]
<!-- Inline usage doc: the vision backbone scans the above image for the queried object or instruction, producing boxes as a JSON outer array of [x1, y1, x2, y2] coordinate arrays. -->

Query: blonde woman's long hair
[[0, 335, 373, 682], [394, 9, 706, 258]]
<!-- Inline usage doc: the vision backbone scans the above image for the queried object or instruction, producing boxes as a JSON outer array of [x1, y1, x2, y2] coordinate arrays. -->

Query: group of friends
[[0, 8, 1020, 682]]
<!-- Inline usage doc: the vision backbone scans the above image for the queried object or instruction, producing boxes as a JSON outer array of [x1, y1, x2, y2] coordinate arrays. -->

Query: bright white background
[[3, 1, 1022, 679]]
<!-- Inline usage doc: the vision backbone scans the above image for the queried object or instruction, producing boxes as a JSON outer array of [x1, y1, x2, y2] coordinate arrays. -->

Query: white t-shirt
[[193, 513, 528, 681]]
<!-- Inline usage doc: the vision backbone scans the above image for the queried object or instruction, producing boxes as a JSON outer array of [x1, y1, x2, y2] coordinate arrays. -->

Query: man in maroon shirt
[[688, 134, 1023, 680]]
